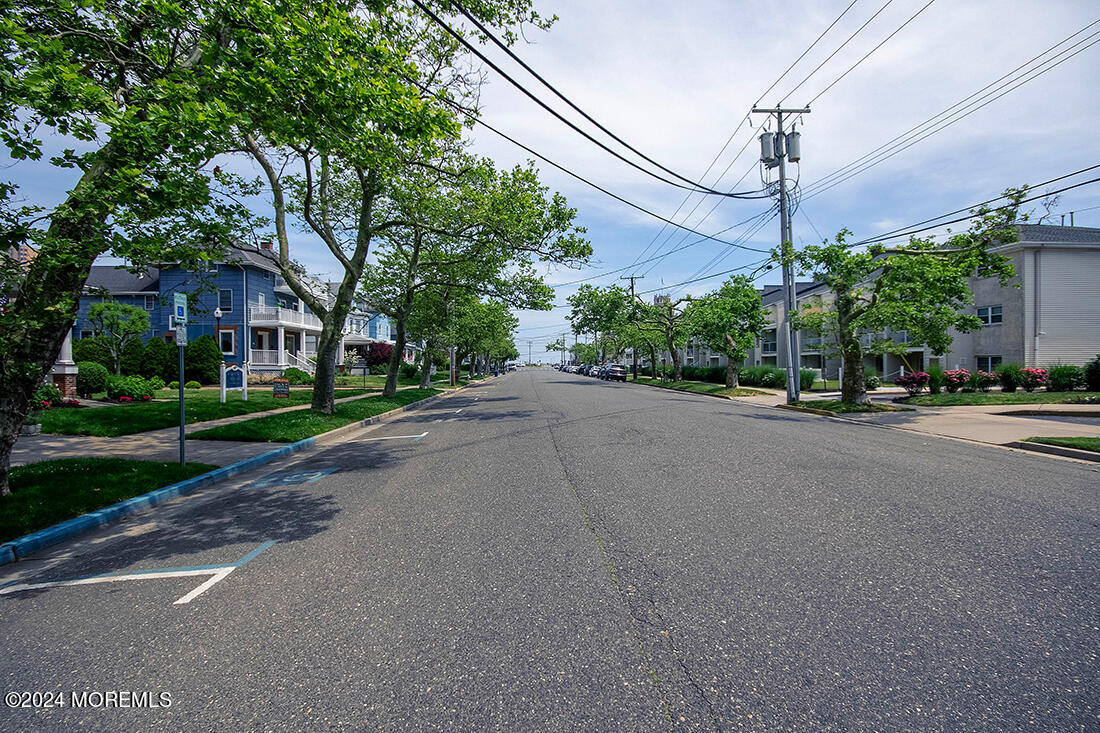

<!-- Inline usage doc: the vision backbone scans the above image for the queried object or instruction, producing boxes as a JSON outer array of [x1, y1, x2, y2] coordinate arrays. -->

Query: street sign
[[173, 292, 188, 323], [175, 324, 188, 346]]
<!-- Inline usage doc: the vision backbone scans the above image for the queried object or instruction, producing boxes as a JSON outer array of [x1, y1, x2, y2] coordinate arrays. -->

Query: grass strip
[[1024, 436, 1100, 453], [189, 389, 440, 443], [2, 458, 215, 543], [789, 399, 911, 414], [631, 376, 769, 398], [41, 388, 371, 437], [906, 391, 1100, 406]]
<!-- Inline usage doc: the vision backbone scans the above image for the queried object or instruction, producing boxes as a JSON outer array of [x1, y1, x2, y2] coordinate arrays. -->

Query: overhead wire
[[411, 0, 769, 198]]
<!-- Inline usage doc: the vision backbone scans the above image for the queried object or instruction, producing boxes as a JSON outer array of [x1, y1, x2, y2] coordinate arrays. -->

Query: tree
[[365, 342, 394, 368], [184, 334, 224, 385], [232, 1, 554, 413], [362, 155, 589, 396], [792, 191, 1022, 405], [636, 296, 692, 381], [87, 301, 151, 376], [143, 337, 175, 382], [685, 276, 768, 387], [566, 284, 632, 363], [0, 1, 389, 494]]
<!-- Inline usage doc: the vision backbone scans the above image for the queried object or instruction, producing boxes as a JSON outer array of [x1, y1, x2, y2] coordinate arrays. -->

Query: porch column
[[277, 326, 286, 366]]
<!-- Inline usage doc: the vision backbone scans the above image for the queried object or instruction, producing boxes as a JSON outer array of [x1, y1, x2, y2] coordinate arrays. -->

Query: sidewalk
[[11, 386, 426, 468]]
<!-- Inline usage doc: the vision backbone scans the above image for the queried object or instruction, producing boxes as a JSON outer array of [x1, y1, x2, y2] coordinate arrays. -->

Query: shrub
[[1047, 364, 1084, 392], [997, 363, 1023, 393], [119, 338, 146, 376], [1084, 354, 1100, 391], [167, 381, 179, 390], [943, 368, 969, 393], [75, 361, 110, 397], [399, 363, 419, 380], [282, 367, 313, 385], [142, 336, 175, 382], [34, 382, 64, 409], [927, 366, 945, 395], [974, 371, 997, 392], [895, 371, 930, 396], [369, 363, 388, 375], [864, 371, 881, 391], [1020, 367, 1047, 392], [759, 367, 786, 388], [147, 376, 166, 391], [106, 375, 153, 401], [72, 335, 114, 373], [184, 334, 222, 384], [799, 368, 816, 391], [184, 380, 202, 390]]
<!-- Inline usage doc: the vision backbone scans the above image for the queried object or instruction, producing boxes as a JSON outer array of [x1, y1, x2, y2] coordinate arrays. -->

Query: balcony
[[801, 336, 823, 352], [250, 305, 322, 331]]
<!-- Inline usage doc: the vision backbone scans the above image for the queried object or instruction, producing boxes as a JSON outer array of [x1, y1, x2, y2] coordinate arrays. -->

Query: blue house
[[77, 243, 396, 375]]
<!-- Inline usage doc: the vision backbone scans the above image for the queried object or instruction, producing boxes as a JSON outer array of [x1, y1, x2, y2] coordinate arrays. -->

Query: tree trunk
[[647, 344, 657, 379], [310, 327, 341, 414], [725, 360, 739, 388], [666, 335, 682, 382], [383, 314, 408, 397], [840, 344, 869, 404]]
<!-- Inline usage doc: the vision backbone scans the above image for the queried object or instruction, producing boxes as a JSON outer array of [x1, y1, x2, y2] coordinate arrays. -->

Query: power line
[[411, 0, 767, 198], [847, 174, 1100, 247], [806, 0, 937, 105], [777, 0, 897, 105], [804, 25, 1100, 198], [465, 113, 773, 252]]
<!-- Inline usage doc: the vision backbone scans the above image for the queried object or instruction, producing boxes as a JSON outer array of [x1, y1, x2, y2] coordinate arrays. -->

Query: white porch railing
[[250, 305, 323, 330], [250, 349, 281, 365], [285, 349, 315, 375]]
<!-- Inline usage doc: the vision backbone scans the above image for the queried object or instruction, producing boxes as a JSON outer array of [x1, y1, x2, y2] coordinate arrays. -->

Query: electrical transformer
[[787, 131, 801, 162]]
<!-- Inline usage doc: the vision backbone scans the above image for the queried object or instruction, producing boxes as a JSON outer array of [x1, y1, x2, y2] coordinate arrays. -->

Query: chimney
[[260, 240, 274, 251]]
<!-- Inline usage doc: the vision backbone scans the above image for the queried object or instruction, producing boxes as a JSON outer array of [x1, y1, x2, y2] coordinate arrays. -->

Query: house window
[[977, 305, 1002, 325], [80, 330, 93, 340], [218, 330, 235, 355], [144, 294, 155, 310], [762, 329, 777, 354], [976, 355, 1002, 372], [218, 289, 233, 312], [257, 292, 265, 307]]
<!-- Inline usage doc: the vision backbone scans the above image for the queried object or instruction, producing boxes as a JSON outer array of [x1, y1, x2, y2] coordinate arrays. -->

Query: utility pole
[[561, 332, 567, 367], [752, 105, 809, 404], [620, 274, 644, 380], [528, 339, 532, 366]]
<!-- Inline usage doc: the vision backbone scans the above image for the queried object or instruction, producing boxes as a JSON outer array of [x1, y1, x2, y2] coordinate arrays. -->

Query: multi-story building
[[642, 224, 1100, 378], [74, 242, 396, 376]]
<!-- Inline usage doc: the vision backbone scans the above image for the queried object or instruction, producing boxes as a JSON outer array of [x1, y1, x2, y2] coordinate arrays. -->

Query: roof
[[1015, 223, 1100, 245], [759, 281, 822, 305], [84, 266, 159, 293]]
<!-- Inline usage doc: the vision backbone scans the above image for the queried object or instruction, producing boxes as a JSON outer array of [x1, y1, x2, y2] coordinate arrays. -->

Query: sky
[[8, 0, 1100, 360]]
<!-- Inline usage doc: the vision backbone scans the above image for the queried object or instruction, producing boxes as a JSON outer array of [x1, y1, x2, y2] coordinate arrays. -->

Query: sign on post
[[272, 378, 290, 398], [220, 363, 247, 403]]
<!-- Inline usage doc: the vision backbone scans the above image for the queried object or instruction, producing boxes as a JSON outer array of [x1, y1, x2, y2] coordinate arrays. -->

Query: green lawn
[[189, 389, 439, 443], [1025, 436, 1100, 453], [791, 399, 911, 414], [906, 391, 1100, 406], [41, 388, 371, 437], [631, 377, 769, 398], [2, 458, 215, 543], [332, 374, 422, 388]]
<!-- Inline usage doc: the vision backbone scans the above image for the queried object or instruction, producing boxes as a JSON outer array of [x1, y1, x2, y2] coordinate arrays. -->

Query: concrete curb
[[1004, 441, 1100, 462], [622, 378, 772, 402], [0, 387, 475, 566]]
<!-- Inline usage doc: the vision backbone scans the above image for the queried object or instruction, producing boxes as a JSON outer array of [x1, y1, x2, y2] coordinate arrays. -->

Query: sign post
[[220, 363, 246, 403], [174, 293, 188, 467]]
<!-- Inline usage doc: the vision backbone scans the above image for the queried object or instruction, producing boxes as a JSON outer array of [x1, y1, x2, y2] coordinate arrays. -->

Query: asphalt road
[[1, 369, 1097, 731]]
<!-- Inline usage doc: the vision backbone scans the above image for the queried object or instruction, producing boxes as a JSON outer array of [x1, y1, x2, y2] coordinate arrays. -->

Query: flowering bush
[[943, 369, 969, 393], [106, 375, 153, 401], [1020, 368, 1047, 392], [974, 371, 997, 392], [895, 371, 930, 396], [33, 383, 64, 409]]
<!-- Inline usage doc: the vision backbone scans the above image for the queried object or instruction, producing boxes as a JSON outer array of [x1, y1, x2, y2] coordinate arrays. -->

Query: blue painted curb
[[0, 437, 317, 566]]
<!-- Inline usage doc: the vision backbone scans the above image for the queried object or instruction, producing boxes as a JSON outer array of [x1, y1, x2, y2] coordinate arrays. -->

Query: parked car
[[606, 364, 627, 382]]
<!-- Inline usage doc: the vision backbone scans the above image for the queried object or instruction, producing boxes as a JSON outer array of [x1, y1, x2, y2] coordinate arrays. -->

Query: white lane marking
[[433, 418, 442, 423], [360, 432, 428, 442], [0, 568, 216, 596], [454, 408, 463, 413], [174, 568, 234, 605]]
